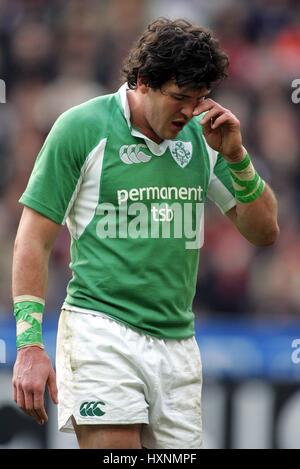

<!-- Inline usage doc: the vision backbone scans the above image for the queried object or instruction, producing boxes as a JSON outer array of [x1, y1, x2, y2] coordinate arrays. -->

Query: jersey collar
[[118, 83, 170, 156]]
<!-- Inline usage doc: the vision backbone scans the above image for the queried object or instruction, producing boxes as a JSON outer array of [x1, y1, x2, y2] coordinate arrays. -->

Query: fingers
[[14, 378, 48, 424], [15, 382, 36, 421], [47, 367, 59, 405], [25, 381, 48, 424], [13, 381, 17, 403], [15, 381, 25, 409], [33, 391, 48, 424], [200, 108, 239, 132], [197, 97, 218, 114], [199, 107, 223, 125], [208, 112, 238, 129], [23, 388, 39, 422], [198, 99, 239, 127], [12, 350, 56, 425]]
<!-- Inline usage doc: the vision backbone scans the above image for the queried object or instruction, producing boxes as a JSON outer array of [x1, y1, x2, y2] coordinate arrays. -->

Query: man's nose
[[192, 106, 202, 117], [181, 104, 200, 119]]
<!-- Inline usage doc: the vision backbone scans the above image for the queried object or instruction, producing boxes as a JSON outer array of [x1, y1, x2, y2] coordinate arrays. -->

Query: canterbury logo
[[119, 144, 152, 164], [79, 401, 106, 417]]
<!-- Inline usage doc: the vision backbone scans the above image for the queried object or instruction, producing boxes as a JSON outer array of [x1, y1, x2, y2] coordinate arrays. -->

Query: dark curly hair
[[122, 18, 229, 90]]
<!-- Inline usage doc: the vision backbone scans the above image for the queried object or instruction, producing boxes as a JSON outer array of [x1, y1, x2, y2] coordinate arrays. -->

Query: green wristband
[[13, 296, 45, 349], [227, 153, 265, 204]]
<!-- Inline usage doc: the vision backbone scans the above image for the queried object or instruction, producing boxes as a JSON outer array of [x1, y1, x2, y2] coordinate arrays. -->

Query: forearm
[[234, 184, 279, 246], [12, 236, 52, 350], [12, 207, 60, 298], [12, 208, 61, 350], [12, 236, 50, 298]]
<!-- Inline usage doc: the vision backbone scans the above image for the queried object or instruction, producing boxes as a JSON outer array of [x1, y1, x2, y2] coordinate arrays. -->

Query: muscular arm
[[226, 184, 279, 246], [12, 207, 61, 424]]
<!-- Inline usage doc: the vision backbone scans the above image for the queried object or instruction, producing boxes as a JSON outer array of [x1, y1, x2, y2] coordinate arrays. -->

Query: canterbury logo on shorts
[[79, 401, 106, 417]]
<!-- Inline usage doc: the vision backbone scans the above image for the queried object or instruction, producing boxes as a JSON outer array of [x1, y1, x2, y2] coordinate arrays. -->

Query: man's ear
[[137, 78, 149, 95]]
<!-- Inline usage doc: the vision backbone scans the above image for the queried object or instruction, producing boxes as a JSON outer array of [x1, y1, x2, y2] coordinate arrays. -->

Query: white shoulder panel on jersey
[[203, 137, 218, 184], [64, 138, 107, 239], [203, 137, 236, 214]]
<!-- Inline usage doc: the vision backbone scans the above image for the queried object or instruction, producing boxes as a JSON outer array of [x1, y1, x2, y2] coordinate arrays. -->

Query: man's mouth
[[171, 120, 186, 131]]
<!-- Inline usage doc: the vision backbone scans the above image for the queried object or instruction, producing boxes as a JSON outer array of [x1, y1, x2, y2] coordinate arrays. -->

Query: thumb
[[47, 367, 59, 404]]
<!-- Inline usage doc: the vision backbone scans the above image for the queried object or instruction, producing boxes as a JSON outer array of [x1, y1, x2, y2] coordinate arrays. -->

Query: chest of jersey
[[99, 119, 210, 211]]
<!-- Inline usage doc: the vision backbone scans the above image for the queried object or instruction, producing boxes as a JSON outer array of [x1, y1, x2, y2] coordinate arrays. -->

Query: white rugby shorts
[[56, 308, 203, 449]]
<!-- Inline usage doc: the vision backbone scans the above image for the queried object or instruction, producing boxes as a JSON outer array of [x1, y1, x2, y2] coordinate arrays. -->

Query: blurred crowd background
[[0, 0, 299, 321]]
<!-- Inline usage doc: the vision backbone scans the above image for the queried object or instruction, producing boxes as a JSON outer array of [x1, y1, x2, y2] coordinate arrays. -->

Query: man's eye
[[173, 95, 184, 101]]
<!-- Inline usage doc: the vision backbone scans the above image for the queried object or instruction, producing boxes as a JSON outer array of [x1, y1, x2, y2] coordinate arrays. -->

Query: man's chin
[[167, 129, 181, 140], [160, 128, 181, 140], [152, 126, 181, 141]]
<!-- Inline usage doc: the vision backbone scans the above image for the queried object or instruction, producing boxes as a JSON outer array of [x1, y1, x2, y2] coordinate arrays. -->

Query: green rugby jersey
[[20, 84, 236, 339]]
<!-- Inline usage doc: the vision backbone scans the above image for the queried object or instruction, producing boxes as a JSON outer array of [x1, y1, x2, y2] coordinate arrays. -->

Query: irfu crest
[[169, 141, 192, 168]]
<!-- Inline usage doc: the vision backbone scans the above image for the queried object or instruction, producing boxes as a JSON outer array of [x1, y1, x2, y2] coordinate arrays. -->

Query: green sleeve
[[19, 109, 88, 224]]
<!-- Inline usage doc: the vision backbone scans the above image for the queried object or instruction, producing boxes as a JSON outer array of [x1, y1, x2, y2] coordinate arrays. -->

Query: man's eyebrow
[[175, 90, 211, 99], [174, 93, 191, 98]]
